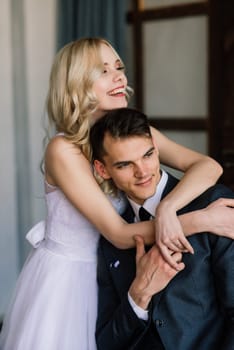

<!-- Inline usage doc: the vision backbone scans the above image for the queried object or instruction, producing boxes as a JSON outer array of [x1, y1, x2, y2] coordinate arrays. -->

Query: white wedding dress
[[0, 181, 127, 350]]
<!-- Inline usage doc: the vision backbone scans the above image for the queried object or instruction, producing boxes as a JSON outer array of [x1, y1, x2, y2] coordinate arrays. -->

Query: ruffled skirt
[[0, 242, 98, 350]]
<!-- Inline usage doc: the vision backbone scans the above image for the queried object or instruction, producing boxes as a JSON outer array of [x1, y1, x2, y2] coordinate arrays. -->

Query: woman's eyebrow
[[103, 59, 121, 66]]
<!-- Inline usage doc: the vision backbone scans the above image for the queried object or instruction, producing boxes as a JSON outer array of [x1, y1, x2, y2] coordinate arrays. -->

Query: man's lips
[[135, 177, 153, 187]]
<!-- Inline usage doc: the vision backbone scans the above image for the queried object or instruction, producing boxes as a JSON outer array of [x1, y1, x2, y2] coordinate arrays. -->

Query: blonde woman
[[1, 38, 233, 350]]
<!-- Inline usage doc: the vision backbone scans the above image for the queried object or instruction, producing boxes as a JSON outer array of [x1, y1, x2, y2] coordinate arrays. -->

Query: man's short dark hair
[[90, 107, 152, 162]]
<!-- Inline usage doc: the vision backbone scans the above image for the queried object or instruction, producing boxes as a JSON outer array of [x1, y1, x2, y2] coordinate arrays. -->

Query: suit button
[[155, 319, 164, 327]]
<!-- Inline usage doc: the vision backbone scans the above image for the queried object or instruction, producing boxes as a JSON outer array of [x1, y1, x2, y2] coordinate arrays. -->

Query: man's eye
[[145, 151, 154, 158], [117, 163, 129, 169]]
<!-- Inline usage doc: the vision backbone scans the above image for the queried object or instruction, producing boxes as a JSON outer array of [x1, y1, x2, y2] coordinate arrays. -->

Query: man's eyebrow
[[145, 146, 155, 154], [112, 160, 131, 167], [112, 146, 155, 167]]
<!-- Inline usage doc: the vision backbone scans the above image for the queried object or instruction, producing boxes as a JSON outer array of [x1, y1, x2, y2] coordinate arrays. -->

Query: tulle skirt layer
[[0, 245, 98, 350]]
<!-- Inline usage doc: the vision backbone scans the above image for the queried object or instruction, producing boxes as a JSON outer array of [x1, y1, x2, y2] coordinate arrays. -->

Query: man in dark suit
[[90, 107, 234, 350]]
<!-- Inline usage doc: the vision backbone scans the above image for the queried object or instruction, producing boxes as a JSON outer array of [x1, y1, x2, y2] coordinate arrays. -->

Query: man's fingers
[[171, 251, 185, 271], [159, 246, 183, 271], [174, 261, 185, 271], [134, 235, 145, 264], [171, 251, 182, 263]]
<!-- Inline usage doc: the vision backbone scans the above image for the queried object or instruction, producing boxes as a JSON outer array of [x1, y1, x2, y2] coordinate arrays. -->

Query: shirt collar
[[128, 170, 168, 221]]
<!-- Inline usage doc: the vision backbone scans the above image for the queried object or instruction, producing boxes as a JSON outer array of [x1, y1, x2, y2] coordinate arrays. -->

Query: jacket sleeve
[[95, 242, 148, 350], [209, 232, 234, 348], [204, 185, 234, 349]]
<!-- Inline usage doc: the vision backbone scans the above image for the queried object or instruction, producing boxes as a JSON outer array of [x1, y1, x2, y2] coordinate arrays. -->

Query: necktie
[[139, 207, 151, 221]]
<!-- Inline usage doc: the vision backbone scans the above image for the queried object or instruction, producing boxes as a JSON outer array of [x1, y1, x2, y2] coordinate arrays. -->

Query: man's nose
[[134, 164, 147, 178]]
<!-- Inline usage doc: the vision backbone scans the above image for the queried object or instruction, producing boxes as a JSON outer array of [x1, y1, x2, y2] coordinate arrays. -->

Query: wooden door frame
[[127, 0, 234, 189], [127, 0, 209, 132]]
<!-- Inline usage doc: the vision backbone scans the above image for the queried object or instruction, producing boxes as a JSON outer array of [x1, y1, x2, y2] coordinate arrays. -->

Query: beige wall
[[0, 0, 56, 316]]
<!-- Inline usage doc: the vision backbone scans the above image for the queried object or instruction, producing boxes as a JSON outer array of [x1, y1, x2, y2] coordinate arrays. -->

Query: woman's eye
[[117, 66, 125, 71]]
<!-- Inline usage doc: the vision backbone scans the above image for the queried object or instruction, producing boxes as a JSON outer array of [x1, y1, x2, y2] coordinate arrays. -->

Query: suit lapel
[[160, 173, 179, 200], [103, 243, 136, 295], [122, 203, 135, 222]]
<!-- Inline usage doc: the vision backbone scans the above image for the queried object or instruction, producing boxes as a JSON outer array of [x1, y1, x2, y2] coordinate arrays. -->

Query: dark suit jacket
[[96, 173, 234, 350]]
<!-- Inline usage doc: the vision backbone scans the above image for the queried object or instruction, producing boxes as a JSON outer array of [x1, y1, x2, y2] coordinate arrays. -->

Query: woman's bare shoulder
[[44, 135, 90, 184], [45, 135, 83, 160]]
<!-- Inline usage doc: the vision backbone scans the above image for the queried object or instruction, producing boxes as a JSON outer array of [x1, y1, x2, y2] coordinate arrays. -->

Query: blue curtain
[[57, 0, 127, 59]]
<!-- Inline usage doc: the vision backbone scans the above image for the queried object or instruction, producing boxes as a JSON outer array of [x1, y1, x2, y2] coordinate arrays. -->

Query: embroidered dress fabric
[[0, 183, 127, 350]]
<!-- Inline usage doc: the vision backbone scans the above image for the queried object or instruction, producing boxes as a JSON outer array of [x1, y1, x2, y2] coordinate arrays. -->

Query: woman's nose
[[113, 69, 125, 82]]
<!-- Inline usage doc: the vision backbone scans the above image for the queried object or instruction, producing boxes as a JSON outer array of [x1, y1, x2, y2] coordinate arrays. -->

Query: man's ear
[[94, 160, 111, 180]]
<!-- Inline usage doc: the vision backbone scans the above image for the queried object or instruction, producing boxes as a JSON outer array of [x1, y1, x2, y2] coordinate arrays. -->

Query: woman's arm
[[152, 127, 223, 208], [181, 198, 234, 239], [45, 137, 234, 268], [45, 137, 155, 248], [150, 127, 223, 261]]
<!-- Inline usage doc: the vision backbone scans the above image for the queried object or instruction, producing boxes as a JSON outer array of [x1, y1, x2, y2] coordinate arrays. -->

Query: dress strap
[[44, 180, 57, 194]]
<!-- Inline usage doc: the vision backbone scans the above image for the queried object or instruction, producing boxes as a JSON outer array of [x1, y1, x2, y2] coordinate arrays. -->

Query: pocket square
[[110, 260, 120, 269]]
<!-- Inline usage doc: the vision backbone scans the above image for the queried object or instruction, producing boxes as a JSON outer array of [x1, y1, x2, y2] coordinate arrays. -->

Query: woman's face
[[92, 44, 128, 121]]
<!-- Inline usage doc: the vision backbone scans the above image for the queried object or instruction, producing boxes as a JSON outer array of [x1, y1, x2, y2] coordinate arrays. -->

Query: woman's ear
[[94, 160, 111, 179]]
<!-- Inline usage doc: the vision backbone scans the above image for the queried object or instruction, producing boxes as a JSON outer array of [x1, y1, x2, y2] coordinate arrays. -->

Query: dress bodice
[[26, 181, 128, 262], [45, 183, 99, 250]]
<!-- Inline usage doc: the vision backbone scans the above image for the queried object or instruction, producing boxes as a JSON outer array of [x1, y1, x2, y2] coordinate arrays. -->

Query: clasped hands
[[129, 235, 184, 310], [129, 198, 234, 310], [155, 198, 234, 269]]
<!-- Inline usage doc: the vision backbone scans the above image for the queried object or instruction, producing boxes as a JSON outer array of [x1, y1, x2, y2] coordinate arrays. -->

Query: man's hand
[[129, 235, 184, 310]]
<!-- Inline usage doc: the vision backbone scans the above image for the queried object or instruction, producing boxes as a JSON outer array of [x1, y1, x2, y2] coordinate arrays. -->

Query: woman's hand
[[155, 202, 194, 269], [201, 198, 234, 239]]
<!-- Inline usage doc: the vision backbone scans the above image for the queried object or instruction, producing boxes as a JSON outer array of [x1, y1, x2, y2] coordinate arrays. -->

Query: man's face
[[94, 133, 161, 205]]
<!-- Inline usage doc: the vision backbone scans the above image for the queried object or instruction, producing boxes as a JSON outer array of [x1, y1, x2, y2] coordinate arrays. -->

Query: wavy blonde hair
[[46, 37, 133, 161]]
